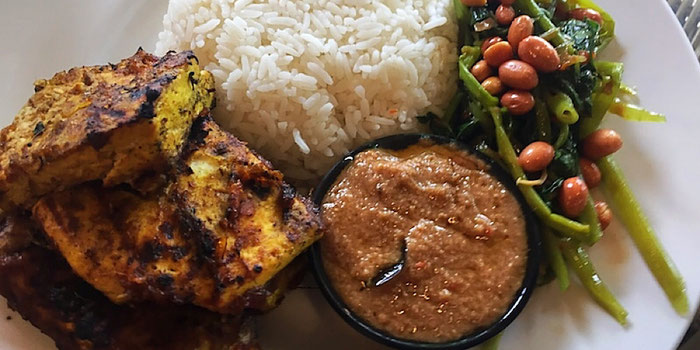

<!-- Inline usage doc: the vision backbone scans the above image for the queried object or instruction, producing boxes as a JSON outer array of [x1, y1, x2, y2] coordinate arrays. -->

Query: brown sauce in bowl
[[320, 141, 528, 343]]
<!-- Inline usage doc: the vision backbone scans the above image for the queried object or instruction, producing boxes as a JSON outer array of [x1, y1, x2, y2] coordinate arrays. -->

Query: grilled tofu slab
[[33, 117, 321, 314], [0, 222, 260, 350], [0, 49, 215, 210]]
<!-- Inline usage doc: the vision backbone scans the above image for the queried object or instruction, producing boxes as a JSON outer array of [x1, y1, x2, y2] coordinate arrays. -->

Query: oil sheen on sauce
[[320, 142, 528, 343]]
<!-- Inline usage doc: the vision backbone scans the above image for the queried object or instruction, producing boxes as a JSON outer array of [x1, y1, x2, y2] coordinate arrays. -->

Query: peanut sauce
[[320, 141, 528, 342]]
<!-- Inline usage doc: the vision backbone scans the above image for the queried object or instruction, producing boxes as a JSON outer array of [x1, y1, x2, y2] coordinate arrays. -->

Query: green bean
[[514, 0, 565, 46], [545, 90, 579, 124], [533, 90, 552, 143], [560, 239, 629, 325], [579, 61, 623, 138], [459, 51, 500, 108], [577, 196, 603, 245], [481, 332, 502, 350], [490, 108, 590, 237], [597, 157, 689, 315], [553, 123, 569, 149], [542, 226, 570, 291]]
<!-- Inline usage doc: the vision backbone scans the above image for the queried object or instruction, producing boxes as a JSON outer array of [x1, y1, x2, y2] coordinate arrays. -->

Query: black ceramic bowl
[[309, 134, 542, 350]]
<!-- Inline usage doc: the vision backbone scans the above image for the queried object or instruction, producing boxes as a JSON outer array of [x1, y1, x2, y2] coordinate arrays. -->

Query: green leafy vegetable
[[550, 133, 579, 178], [579, 61, 623, 137], [547, 63, 598, 115], [559, 19, 600, 53], [570, 0, 616, 50], [417, 112, 453, 136]]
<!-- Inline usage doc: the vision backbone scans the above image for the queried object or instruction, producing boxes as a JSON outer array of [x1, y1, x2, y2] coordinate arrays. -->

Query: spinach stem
[[597, 157, 689, 315], [543, 226, 570, 291], [514, 0, 566, 46], [561, 239, 629, 325]]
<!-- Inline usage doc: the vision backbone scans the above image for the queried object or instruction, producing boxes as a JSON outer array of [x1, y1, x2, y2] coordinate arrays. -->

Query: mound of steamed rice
[[156, 0, 458, 181]]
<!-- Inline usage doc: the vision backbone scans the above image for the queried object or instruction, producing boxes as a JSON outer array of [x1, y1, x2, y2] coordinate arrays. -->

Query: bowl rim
[[309, 133, 543, 350]]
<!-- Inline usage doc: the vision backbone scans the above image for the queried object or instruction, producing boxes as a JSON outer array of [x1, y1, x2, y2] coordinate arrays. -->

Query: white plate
[[1, 1, 698, 349]]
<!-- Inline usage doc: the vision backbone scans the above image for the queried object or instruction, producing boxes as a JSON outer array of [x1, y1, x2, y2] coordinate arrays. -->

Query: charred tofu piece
[[0, 243, 261, 350], [33, 117, 322, 314], [0, 49, 215, 210]]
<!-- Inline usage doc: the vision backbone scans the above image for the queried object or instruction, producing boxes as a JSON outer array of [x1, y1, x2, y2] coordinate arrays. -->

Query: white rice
[[156, 0, 458, 181]]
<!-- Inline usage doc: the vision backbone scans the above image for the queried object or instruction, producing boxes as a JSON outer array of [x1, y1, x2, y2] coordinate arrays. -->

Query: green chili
[[543, 226, 569, 291], [560, 239, 628, 325], [597, 157, 689, 315]]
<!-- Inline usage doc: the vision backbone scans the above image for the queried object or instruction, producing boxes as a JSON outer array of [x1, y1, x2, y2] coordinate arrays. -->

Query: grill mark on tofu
[[31, 116, 323, 314], [0, 49, 215, 210], [0, 242, 261, 350]]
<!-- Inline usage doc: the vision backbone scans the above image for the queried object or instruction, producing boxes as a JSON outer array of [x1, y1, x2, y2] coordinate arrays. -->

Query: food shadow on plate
[[516, 282, 599, 347], [257, 275, 388, 350]]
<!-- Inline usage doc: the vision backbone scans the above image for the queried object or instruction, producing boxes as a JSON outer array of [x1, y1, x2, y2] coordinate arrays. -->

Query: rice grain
[[156, 0, 457, 181]]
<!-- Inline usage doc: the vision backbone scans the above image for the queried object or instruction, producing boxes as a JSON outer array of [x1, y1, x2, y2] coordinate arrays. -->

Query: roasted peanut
[[559, 177, 589, 218], [495, 5, 516, 25], [579, 158, 601, 188], [570, 8, 603, 24], [518, 141, 555, 172], [483, 41, 514, 67], [500, 90, 535, 115], [481, 36, 503, 53], [518, 36, 561, 73], [471, 60, 493, 82], [594, 200, 613, 230], [482, 76, 504, 95], [582, 129, 623, 160], [498, 59, 539, 90], [508, 15, 534, 50]]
